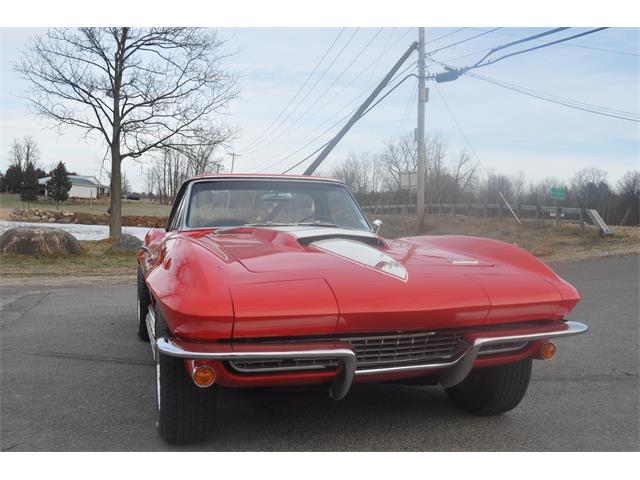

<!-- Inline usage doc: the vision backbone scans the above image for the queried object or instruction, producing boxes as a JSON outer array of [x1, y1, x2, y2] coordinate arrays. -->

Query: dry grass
[[1, 214, 637, 285], [0, 239, 137, 283], [371, 214, 640, 263]]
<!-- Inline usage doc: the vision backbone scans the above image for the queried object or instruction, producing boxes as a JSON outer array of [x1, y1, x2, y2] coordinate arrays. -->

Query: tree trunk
[[108, 28, 127, 240], [109, 144, 122, 240]]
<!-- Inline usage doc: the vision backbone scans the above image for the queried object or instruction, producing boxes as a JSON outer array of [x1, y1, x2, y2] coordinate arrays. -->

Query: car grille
[[228, 331, 468, 374]]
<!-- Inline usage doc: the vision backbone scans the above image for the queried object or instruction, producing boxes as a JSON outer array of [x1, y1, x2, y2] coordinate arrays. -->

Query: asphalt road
[[1, 255, 638, 451]]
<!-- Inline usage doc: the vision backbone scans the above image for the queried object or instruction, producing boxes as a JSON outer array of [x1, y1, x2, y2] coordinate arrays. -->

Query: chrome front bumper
[[154, 320, 588, 400]]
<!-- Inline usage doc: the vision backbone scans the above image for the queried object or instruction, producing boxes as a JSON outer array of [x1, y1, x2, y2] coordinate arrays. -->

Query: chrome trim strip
[[155, 320, 588, 399], [437, 320, 589, 387], [155, 338, 357, 400], [229, 362, 337, 373], [478, 341, 528, 355], [145, 309, 156, 358]]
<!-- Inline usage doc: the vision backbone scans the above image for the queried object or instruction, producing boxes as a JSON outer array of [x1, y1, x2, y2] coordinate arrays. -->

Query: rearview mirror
[[372, 219, 383, 234]]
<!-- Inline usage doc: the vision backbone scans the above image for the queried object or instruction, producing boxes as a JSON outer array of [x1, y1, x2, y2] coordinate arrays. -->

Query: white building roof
[[39, 175, 108, 188]]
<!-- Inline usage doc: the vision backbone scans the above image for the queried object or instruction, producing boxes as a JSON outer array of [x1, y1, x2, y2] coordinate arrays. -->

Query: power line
[[245, 29, 417, 172], [426, 28, 503, 55], [469, 28, 610, 71], [426, 52, 639, 122], [393, 81, 418, 141], [281, 142, 332, 174], [468, 27, 571, 68], [249, 28, 380, 158], [426, 28, 467, 45], [282, 74, 417, 175], [466, 72, 640, 122], [253, 29, 407, 171], [432, 82, 522, 223], [431, 82, 489, 176], [249, 30, 398, 171], [270, 64, 418, 174], [279, 28, 388, 139], [443, 29, 638, 64], [239, 28, 346, 153], [242, 28, 361, 156], [466, 27, 639, 58]]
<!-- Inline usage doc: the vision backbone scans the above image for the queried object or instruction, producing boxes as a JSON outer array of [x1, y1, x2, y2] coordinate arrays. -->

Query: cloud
[[1, 27, 638, 191]]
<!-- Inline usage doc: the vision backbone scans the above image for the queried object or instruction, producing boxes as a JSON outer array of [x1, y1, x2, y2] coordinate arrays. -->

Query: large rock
[[107, 233, 143, 253], [0, 227, 82, 256]]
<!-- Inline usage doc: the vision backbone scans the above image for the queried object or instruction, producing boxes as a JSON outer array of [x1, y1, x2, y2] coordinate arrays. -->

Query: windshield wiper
[[241, 222, 298, 228], [295, 221, 353, 230], [212, 222, 290, 233]]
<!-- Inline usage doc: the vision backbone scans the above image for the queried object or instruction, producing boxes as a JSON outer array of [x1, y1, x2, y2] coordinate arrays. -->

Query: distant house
[[38, 175, 109, 199]]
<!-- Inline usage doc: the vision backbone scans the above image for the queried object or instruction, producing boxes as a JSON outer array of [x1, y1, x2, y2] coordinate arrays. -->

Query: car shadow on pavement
[[175, 382, 516, 451]]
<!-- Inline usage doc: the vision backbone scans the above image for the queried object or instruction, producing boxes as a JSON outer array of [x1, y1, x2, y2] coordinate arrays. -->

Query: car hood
[[187, 226, 576, 337]]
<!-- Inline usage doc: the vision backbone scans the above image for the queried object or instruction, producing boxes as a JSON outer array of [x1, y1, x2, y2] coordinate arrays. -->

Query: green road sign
[[550, 186, 567, 201]]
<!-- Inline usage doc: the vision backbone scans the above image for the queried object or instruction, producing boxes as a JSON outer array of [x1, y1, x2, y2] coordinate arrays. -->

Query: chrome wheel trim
[[136, 298, 140, 325], [156, 361, 161, 412]]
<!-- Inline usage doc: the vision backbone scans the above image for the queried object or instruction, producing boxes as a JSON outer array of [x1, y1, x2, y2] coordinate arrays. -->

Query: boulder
[[107, 233, 143, 253], [0, 227, 82, 256], [57, 217, 73, 224]]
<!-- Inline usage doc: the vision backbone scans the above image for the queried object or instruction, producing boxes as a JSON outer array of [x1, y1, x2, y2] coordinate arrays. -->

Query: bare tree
[[449, 150, 477, 205], [9, 136, 40, 170], [330, 154, 364, 194], [616, 170, 640, 225], [168, 125, 233, 176], [16, 28, 237, 238], [570, 167, 610, 212], [144, 167, 157, 198]]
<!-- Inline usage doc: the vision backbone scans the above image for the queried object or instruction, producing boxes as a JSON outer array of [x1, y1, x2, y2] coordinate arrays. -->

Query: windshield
[[185, 180, 370, 231]]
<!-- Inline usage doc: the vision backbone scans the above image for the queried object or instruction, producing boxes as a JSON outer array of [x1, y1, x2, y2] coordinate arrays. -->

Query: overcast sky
[[0, 27, 638, 191]]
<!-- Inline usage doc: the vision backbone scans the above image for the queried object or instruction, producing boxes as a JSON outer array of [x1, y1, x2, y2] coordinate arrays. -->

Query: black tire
[[445, 359, 532, 415], [137, 266, 150, 341], [154, 308, 218, 445]]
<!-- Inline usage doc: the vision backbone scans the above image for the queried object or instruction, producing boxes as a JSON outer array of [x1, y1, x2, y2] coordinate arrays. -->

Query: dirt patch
[[73, 212, 167, 228]]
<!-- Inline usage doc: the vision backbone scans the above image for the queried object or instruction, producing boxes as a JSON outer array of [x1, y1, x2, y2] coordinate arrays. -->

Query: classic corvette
[[136, 174, 587, 444]]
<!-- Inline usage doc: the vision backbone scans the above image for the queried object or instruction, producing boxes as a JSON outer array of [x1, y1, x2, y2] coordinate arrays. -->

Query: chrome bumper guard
[[155, 320, 588, 400]]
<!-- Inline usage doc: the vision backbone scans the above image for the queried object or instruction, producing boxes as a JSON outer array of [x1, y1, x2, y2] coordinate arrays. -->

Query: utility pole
[[228, 152, 239, 173], [416, 27, 427, 231]]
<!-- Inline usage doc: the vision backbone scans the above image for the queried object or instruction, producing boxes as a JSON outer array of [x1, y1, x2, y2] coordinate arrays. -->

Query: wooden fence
[[359, 202, 611, 235]]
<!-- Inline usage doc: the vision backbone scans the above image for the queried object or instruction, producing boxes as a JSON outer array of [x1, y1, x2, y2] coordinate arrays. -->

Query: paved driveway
[[1, 255, 638, 451]]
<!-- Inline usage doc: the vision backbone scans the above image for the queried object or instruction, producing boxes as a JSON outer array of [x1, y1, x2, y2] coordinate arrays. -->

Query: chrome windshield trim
[[176, 177, 373, 233]]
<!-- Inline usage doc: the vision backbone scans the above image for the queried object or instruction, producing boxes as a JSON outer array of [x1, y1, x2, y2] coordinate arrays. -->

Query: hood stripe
[[311, 238, 408, 282]]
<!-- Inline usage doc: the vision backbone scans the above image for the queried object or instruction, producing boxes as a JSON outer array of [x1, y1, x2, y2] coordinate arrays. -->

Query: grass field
[[0, 193, 171, 219], [374, 214, 640, 263], [1, 211, 637, 284], [0, 239, 137, 280]]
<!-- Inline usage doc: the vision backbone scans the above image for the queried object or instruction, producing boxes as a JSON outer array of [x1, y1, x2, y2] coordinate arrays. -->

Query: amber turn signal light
[[539, 341, 557, 360], [193, 366, 216, 388]]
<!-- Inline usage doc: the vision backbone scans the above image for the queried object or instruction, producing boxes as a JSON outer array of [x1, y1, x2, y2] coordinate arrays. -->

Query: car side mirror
[[372, 219, 383, 234]]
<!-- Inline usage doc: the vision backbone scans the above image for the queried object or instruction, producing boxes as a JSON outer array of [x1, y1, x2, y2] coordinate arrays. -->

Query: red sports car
[[136, 174, 587, 444]]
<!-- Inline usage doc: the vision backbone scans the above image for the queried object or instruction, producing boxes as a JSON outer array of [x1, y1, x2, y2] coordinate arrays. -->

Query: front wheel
[[445, 359, 532, 415], [137, 266, 150, 341], [155, 309, 218, 445]]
